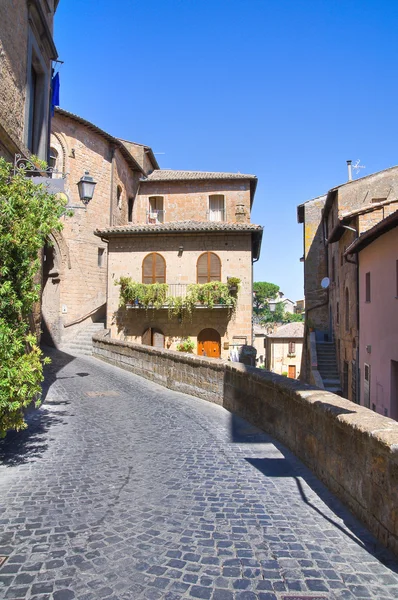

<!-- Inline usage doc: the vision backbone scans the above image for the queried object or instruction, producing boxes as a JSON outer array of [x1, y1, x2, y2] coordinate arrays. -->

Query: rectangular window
[[98, 248, 105, 268], [288, 342, 295, 355], [25, 35, 49, 159], [208, 195, 225, 222], [365, 272, 371, 302], [148, 196, 164, 223]]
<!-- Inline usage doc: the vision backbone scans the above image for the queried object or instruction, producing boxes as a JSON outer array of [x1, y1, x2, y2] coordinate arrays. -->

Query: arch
[[142, 327, 165, 348], [197, 252, 221, 284], [142, 252, 166, 283], [197, 328, 221, 358]]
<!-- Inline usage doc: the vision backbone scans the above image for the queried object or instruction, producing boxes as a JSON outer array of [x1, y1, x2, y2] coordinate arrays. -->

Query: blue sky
[[54, 0, 398, 301]]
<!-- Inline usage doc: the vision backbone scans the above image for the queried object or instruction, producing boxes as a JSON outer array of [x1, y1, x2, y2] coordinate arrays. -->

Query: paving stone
[[0, 348, 398, 600]]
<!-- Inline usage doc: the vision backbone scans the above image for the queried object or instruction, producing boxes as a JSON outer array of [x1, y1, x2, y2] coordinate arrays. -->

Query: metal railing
[[146, 210, 165, 224]]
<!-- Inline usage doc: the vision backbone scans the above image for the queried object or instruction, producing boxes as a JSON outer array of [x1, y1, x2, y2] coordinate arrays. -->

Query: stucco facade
[[347, 212, 398, 419], [265, 323, 304, 378]]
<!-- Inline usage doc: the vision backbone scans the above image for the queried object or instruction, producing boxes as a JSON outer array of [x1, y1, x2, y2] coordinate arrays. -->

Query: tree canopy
[[253, 281, 303, 324]]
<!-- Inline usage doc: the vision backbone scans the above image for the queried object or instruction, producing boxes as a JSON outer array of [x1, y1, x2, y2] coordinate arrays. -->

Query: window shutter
[[143, 254, 154, 283], [197, 253, 208, 284], [209, 253, 221, 281], [155, 253, 166, 283]]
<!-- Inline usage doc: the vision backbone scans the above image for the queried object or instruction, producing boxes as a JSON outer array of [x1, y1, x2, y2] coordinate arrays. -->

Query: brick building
[[298, 165, 398, 402], [96, 170, 262, 359], [44, 108, 158, 345], [0, 0, 59, 161]]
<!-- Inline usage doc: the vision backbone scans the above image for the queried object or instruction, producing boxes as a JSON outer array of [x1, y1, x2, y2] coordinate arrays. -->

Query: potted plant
[[176, 337, 195, 353]]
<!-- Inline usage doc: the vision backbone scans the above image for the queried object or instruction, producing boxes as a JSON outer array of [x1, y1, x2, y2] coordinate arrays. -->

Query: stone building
[[95, 170, 262, 360], [44, 108, 158, 345], [0, 0, 59, 161], [346, 210, 398, 418], [265, 322, 304, 378], [298, 165, 398, 402]]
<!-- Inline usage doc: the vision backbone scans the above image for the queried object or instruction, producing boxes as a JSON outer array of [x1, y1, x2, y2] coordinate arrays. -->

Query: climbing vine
[[0, 157, 67, 437]]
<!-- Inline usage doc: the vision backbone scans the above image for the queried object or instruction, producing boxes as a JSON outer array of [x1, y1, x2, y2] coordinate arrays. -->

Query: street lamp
[[77, 171, 97, 206]]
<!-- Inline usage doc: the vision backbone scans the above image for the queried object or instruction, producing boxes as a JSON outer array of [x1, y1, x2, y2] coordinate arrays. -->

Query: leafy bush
[[117, 277, 168, 309], [0, 157, 67, 437], [176, 337, 195, 353]]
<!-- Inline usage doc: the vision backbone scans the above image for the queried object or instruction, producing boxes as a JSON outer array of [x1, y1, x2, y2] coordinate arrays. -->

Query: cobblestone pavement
[[1, 349, 398, 600]]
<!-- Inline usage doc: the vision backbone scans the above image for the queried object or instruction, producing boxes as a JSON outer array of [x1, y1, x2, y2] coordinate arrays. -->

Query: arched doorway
[[41, 239, 61, 346], [197, 328, 221, 358], [142, 327, 165, 348]]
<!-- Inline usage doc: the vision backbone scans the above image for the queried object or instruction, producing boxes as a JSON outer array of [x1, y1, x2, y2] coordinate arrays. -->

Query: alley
[[0, 350, 398, 600]]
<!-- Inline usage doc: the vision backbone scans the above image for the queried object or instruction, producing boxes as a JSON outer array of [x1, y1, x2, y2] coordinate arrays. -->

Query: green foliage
[[253, 281, 280, 313], [117, 277, 168, 309], [176, 337, 195, 353], [0, 157, 67, 437], [117, 278, 238, 323], [283, 312, 304, 323]]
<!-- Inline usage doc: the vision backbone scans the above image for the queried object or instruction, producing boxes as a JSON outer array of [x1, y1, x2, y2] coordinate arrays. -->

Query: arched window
[[117, 185, 122, 209], [142, 253, 166, 284], [197, 252, 221, 284], [49, 147, 58, 170], [345, 288, 349, 331]]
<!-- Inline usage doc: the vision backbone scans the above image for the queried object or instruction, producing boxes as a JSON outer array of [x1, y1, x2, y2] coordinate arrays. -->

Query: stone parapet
[[93, 333, 398, 556]]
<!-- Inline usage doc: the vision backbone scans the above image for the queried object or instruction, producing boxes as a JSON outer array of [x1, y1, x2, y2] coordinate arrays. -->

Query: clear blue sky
[[54, 0, 398, 301]]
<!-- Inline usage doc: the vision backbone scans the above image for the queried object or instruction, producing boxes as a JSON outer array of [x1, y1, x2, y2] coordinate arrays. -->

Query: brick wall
[[93, 334, 398, 556]]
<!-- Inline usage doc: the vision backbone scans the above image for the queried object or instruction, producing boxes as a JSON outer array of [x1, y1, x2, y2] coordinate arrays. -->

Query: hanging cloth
[[51, 72, 60, 116]]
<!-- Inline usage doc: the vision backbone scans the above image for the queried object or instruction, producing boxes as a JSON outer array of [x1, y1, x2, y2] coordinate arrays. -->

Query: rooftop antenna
[[352, 159, 366, 175]]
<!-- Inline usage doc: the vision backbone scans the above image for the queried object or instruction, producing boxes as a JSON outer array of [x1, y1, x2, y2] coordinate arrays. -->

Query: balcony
[[146, 210, 165, 224]]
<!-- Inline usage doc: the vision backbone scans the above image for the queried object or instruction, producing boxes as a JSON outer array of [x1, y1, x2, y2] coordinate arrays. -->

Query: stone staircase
[[60, 321, 105, 356], [316, 341, 342, 395]]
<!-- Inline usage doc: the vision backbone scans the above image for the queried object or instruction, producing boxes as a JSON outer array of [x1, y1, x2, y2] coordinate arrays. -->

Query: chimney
[[347, 160, 352, 182]]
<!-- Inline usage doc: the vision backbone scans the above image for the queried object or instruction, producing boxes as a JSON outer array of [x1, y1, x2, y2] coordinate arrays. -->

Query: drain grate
[[0, 556, 8, 568]]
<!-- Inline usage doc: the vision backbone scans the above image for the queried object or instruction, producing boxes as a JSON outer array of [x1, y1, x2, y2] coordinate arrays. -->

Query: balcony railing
[[146, 210, 165, 224], [123, 282, 238, 310], [207, 209, 225, 222]]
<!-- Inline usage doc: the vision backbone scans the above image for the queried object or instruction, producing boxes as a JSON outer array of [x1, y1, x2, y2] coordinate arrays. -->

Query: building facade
[[44, 108, 157, 345], [265, 322, 304, 378], [346, 210, 398, 418], [0, 0, 59, 161], [96, 170, 262, 360], [298, 166, 398, 401]]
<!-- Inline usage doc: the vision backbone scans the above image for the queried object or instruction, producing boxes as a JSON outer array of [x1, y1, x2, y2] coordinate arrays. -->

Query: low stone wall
[[93, 334, 398, 555]]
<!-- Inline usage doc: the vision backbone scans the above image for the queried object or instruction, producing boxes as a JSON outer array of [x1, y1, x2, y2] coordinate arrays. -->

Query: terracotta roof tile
[[267, 323, 304, 338], [95, 220, 263, 236], [141, 169, 257, 182]]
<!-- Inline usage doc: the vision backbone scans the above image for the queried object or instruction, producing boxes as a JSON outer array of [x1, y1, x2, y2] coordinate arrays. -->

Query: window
[[98, 248, 105, 268], [142, 253, 166, 283], [25, 30, 50, 159], [128, 198, 134, 223], [148, 196, 164, 223], [117, 185, 122, 209], [49, 147, 58, 170], [288, 342, 295, 355], [197, 252, 221, 283], [208, 195, 225, 222], [365, 272, 371, 302], [345, 288, 349, 331]]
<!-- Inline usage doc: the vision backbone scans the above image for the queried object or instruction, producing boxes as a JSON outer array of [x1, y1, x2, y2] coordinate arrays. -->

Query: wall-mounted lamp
[[178, 245, 184, 257], [77, 171, 97, 206]]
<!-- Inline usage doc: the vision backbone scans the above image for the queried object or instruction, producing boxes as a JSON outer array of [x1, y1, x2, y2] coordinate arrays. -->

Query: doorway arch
[[142, 327, 165, 348], [197, 328, 221, 358]]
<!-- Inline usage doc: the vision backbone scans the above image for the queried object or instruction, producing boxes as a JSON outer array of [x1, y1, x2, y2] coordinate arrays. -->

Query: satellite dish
[[321, 277, 330, 289]]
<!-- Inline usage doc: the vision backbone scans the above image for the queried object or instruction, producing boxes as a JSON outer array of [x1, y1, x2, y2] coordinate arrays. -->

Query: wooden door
[[197, 328, 221, 358], [288, 365, 296, 379], [142, 328, 164, 348]]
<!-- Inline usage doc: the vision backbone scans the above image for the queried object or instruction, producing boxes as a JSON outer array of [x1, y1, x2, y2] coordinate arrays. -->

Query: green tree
[[253, 281, 280, 314], [0, 158, 67, 437]]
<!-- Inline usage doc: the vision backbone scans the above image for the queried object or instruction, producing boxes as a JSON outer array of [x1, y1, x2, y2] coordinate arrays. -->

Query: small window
[[128, 198, 134, 222], [117, 185, 122, 209], [288, 342, 295, 355], [142, 253, 166, 283], [197, 252, 221, 283], [365, 272, 371, 302], [148, 196, 164, 223], [208, 195, 225, 222], [98, 248, 105, 268]]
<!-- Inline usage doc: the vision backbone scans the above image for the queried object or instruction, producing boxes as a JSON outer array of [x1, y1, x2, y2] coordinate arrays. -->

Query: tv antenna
[[352, 159, 365, 175]]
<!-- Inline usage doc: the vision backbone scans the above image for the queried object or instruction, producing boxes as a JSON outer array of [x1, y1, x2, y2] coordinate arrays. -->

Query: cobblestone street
[[0, 349, 398, 600]]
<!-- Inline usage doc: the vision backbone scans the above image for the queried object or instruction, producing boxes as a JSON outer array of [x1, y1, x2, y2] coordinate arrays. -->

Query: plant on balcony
[[117, 277, 168, 309], [227, 277, 241, 294], [188, 281, 237, 310], [176, 337, 195, 353]]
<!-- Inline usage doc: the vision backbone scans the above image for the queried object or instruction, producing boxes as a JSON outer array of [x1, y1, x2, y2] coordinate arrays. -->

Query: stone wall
[[93, 333, 398, 556]]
